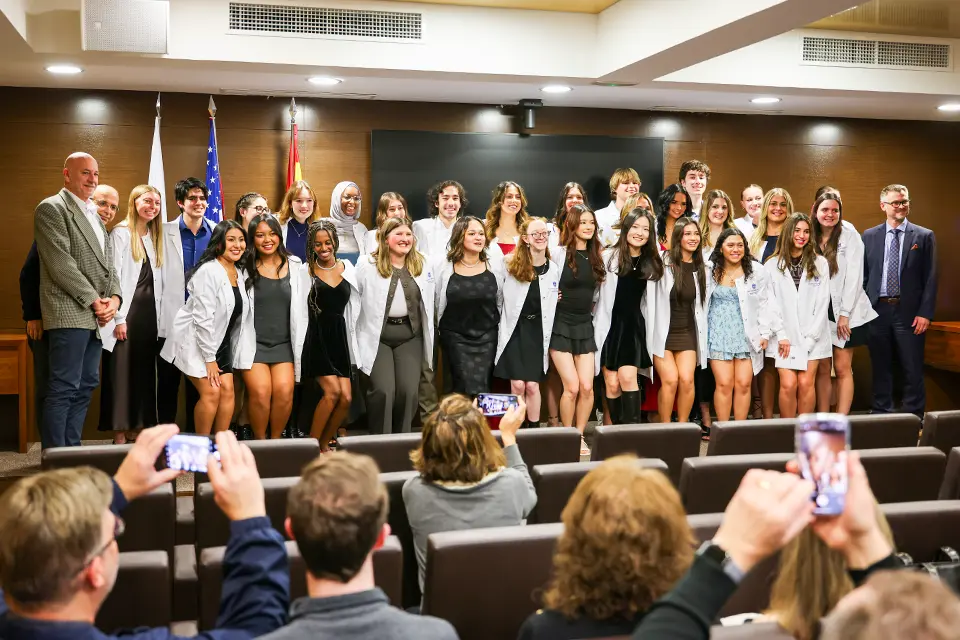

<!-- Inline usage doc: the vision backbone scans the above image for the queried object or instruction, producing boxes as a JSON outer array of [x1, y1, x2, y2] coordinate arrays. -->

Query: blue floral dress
[[708, 285, 751, 360]]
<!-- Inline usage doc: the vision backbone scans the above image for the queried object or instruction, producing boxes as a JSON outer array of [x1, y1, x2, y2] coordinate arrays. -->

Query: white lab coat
[[354, 254, 436, 376], [594, 201, 619, 242], [363, 228, 379, 255], [650, 253, 709, 369], [826, 226, 877, 347], [281, 219, 369, 255], [763, 255, 832, 363], [284, 259, 362, 382], [159, 216, 216, 339], [101, 225, 164, 353], [733, 216, 757, 240], [704, 260, 780, 374], [434, 254, 506, 324], [495, 259, 560, 374], [412, 217, 455, 258], [159, 260, 252, 379], [593, 248, 656, 378]]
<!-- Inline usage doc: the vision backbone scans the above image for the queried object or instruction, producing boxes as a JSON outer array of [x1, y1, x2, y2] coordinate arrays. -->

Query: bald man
[[33, 153, 120, 448], [92, 184, 120, 225]]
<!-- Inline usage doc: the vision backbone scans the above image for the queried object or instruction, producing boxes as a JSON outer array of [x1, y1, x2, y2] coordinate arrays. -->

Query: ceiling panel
[[808, 0, 960, 38], [378, 0, 619, 12]]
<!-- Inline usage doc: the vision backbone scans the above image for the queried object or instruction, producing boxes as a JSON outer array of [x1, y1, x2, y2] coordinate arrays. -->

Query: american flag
[[204, 101, 224, 223]]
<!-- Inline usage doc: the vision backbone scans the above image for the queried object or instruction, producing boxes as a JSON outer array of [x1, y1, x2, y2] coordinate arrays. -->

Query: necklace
[[460, 256, 481, 267], [316, 260, 339, 271], [631, 254, 642, 270], [290, 220, 308, 237]]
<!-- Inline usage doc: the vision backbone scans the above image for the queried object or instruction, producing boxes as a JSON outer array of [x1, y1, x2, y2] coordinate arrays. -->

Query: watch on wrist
[[697, 539, 746, 585]]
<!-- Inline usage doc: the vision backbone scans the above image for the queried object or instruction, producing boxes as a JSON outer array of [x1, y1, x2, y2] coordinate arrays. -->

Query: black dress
[[215, 286, 242, 374], [301, 276, 352, 378], [99, 259, 159, 432], [550, 252, 597, 355], [495, 263, 549, 382], [602, 258, 651, 369], [439, 269, 500, 395]]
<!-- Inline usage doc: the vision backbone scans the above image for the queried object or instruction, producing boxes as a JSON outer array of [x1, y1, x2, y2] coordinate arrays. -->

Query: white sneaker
[[580, 437, 591, 456]]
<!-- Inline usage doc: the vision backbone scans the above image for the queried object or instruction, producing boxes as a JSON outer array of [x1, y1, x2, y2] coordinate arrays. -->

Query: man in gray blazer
[[34, 152, 120, 448]]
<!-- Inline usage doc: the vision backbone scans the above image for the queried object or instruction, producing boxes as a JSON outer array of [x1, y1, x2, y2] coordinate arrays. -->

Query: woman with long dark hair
[[484, 181, 530, 256], [811, 193, 876, 414], [594, 208, 663, 425], [705, 228, 777, 421], [235, 214, 305, 439], [494, 217, 560, 426], [160, 219, 251, 434], [763, 213, 831, 418], [651, 218, 707, 425], [298, 220, 360, 449], [550, 182, 586, 249], [550, 204, 605, 454], [656, 184, 693, 250], [435, 216, 504, 396]]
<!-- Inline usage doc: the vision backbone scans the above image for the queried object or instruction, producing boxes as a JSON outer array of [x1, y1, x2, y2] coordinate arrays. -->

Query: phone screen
[[165, 434, 219, 473], [796, 413, 850, 515], [476, 393, 520, 417]]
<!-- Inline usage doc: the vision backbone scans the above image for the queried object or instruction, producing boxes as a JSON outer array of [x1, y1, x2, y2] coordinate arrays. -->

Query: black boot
[[620, 390, 641, 425], [606, 396, 622, 425]]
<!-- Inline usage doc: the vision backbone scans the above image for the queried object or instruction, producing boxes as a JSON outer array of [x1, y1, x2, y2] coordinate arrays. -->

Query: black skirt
[[549, 316, 596, 355], [495, 315, 545, 382]]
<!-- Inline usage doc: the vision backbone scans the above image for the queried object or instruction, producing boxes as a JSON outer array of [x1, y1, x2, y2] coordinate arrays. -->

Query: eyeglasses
[[76, 516, 125, 575], [95, 200, 120, 212], [250, 206, 271, 214], [883, 199, 910, 208], [526, 232, 549, 239], [342, 195, 362, 203]]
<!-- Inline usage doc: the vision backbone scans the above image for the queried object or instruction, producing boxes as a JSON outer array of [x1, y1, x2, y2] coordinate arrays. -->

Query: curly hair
[[542, 455, 694, 621], [708, 228, 754, 284]]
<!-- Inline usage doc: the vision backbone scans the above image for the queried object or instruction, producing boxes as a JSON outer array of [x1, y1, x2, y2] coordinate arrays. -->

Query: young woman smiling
[[655, 184, 693, 251], [99, 185, 165, 444], [328, 180, 369, 264], [698, 189, 736, 257], [734, 184, 764, 239], [234, 192, 270, 230], [161, 220, 252, 435], [594, 208, 663, 425], [763, 213, 831, 418], [364, 192, 410, 254], [277, 180, 320, 262], [236, 214, 305, 440], [485, 181, 530, 256]]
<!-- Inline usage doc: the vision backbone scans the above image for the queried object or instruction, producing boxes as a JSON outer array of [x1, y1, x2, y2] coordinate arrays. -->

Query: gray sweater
[[402, 444, 538, 590], [258, 588, 458, 640]]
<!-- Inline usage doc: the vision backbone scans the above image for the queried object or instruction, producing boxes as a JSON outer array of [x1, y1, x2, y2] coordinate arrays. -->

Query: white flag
[[148, 114, 168, 220]]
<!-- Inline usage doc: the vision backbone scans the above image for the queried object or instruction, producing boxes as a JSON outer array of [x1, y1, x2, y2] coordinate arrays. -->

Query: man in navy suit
[[863, 184, 938, 418]]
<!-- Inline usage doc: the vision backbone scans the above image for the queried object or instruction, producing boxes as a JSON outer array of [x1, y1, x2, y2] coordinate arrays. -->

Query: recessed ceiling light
[[750, 97, 781, 104], [938, 103, 960, 112], [308, 76, 343, 86], [541, 85, 572, 94], [46, 65, 82, 75]]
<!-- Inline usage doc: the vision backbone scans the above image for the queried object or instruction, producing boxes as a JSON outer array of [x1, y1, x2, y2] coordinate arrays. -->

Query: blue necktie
[[887, 229, 901, 297]]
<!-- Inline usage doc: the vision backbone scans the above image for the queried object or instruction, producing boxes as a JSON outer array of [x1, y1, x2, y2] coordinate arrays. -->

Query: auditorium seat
[[884, 500, 960, 561], [41, 443, 135, 474], [195, 438, 320, 483], [381, 470, 421, 609], [921, 410, 960, 456], [859, 447, 945, 504], [938, 447, 960, 499], [97, 550, 171, 633], [338, 433, 421, 472], [492, 426, 583, 468], [176, 496, 195, 545], [197, 536, 403, 630], [710, 623, 793, 638], [119, 483, 176, 556], [707, 414, 921, 456], [589, 423, 702, 484], [421, 523, 562, 640], [528, 458, 669, 524], [680, 454, 793, 515], [194, 477, 296, 549]]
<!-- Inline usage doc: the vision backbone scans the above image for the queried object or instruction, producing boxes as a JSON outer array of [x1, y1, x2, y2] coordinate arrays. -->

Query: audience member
[[0, 425, 290, 639], [518, 455, 693, 639], [259, 451, 457, 640], [403, 393, 537, 593], [34, 152, 120, 448]]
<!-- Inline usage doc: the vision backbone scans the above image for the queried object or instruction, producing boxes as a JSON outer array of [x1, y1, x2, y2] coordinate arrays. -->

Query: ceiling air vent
[[228, 2, 422, 41], [802, 35, 950, 70]]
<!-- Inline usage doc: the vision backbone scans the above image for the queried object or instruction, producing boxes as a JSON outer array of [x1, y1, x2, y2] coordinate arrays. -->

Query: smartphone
[[796, 413, 850, 515], [165, 434, 219, 473], [476, 393, 520, 417]]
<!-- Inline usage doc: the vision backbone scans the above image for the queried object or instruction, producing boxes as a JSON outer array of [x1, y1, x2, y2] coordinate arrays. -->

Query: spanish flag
[[287, 120, 302, 190]]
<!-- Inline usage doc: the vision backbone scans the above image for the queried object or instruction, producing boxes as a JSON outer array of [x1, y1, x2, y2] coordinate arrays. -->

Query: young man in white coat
[[157, 177, 215, 432]]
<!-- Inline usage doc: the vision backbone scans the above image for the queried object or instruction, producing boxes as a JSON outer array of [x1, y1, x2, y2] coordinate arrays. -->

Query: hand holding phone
[[796, 413, 850, 516], [165, 434, 219, 473], [476, 393, 520, 417]]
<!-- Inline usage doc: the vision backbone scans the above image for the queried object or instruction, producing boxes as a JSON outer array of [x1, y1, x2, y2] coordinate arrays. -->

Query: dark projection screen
[[371, 131, 665, 222]]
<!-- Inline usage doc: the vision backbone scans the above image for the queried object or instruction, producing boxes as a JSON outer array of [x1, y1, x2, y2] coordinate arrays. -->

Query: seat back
[[528, 458, 669, 524], [849, 414, 921, 449], [381, 470, 420, 609], [119, 483, 176, 556], [707, 419, 794, 456], [42, 443, 135, 474], [197, 537, 403, 630], [96, 551, 171, 633], [939, 447, 960, 499], [196, 438, 320, 483], [921, 411, 960, 456], [422, 523, 562, 640], [859, 447, 945, 503], [194, 477, 296, 549], [884, 500, 960, 561], [491, 427, 582, 468], [680, 454, 794, 515], [589, 424, 702, 484], [338, 433, 422, 473], [710, 623, 793, 639]]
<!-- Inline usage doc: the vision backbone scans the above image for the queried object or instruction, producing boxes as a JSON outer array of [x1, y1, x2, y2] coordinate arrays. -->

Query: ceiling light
[[308, 76, 342, 86], [750, 97, 781, 104], [46, 65, 82, 75], [938, 103, 960, 112], [541, 85, 572, 94]]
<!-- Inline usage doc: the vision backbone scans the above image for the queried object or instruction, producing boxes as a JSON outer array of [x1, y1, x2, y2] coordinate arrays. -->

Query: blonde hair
[[0, 467, 114, 609], [697, 189, 736, 251], [411, 394, 506, 483], [373, 217, 424, 278], [749, 188, 795, 258], [608, 168, 641, 198], [122, 185, 165, 267], [278, 180, 320, 226], [507, 217, 551, 283]]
